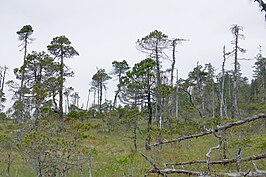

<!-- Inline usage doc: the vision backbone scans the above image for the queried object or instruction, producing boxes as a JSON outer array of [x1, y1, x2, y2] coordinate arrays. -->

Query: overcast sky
[[1, 0, 266, 108]]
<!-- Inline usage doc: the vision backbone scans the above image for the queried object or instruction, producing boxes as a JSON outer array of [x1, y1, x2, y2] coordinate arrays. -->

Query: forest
[[0, 1, 266, 177]]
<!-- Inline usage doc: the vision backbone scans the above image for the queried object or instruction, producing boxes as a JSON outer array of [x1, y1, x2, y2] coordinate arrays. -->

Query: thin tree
[[119, 58, 156, 149], [219, 46, 232, 119], [136, 30, 170, 126], [110, 60, 130, 109], [170, 38, 188, 87], [253, 47, 266, 103], [230, 25, 246, 118], [91, 69, 111, 113], [16, 25, 34, 101], [0, 65, 7, 111], [47, 36, 79, 119]]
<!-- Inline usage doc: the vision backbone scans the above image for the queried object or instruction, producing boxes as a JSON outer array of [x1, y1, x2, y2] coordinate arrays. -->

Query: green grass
[[0, 117, 265, 176]]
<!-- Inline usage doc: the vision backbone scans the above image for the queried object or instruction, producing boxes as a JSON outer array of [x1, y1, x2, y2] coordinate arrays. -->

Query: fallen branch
[[140, 152, 166, 177], [206, 143, 221, 174], [147, 168, 266, 177], [252, 161, 266, 175], [146, 168, 202, 176], [164, 152, 266, 166], [150, 114, 266, 147]]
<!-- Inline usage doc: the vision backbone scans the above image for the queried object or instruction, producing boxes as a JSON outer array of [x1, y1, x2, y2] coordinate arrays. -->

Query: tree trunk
[[146, 86, 152, 150], [112, 87, 120, 110], [6, 153, 11, 177], [176, 69, 179, 124], [99, 81, 103, 113], [155, 43, 162, 127], [220, 46, 228, 119], [59, 52, 64, 119], [232, 28, 240, 119], [19, 34, 28, 102], [170, 40, 176, 87], [88, 155, 93, 177], [1, 66, 7, 92]]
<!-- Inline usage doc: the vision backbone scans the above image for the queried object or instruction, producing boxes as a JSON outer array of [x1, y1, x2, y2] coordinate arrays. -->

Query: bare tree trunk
[[88, 155, 93, 177], [176, 69, 179, 124], [231, 25, 245, 119], [155, 43, 162, 127], [86, 89, 91, 110], [0, 65, 7, 92], [170, 40, 176, 87], [220, 46, 228, 119]]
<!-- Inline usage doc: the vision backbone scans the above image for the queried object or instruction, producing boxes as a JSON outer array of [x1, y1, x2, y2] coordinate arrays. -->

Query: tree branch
[[150, 114, 266, 147], [164, 152, 266, 166]]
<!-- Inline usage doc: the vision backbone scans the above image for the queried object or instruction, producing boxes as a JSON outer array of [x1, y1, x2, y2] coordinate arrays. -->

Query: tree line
[[0, 24, 265, 130]]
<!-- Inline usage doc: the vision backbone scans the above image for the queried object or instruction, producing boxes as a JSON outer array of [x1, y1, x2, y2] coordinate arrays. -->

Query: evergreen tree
[[47, 36, 79, 119], [91, 69, 111, 113]]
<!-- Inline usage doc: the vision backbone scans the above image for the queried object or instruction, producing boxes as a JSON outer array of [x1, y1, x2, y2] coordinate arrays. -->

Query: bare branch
[[150, 114, 266, 147], [164, 152, 266, 166]]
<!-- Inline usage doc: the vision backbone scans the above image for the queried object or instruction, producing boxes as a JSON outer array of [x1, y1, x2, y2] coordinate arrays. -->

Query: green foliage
[[47, 36, 79, 58], [16, 25, 34, 41], [119, 58, 156, 105], [91, 68, 112, 113], [111, 60, 130, 79]]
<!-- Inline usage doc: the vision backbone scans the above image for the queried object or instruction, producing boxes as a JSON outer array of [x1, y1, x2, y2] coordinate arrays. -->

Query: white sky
[[1, 0, 266, 108]]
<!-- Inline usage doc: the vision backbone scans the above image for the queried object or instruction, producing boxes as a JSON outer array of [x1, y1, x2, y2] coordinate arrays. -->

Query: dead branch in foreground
[[150, 114, 266, 147], [146, 168, 266, 177], [146, 160, 266, 177], [164, 152, 266, 166]]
